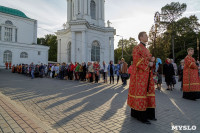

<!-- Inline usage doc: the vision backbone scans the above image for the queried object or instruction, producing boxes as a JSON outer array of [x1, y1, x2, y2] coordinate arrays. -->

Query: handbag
[[100, 69, 104, 74], [172, 76, 176, 84], [122, 73, 129, 79], [89, 73, 92, 78]]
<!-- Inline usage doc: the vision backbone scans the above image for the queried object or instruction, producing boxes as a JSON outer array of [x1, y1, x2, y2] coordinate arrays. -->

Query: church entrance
[[3, 50, 12, 63]]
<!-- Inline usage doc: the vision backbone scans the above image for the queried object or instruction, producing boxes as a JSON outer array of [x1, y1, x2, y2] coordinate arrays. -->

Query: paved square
[[0, 69, 199, 133]]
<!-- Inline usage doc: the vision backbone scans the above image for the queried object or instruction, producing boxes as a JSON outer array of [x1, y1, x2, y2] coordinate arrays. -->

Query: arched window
[[90, 0, 96, 19], [5, 20, 13, 25], [91, 41, 100, 61], [67, 42, 71, 63], [3, 50, 12, 63], [20, 52, 28, 58], [4, 20, 13, 42]]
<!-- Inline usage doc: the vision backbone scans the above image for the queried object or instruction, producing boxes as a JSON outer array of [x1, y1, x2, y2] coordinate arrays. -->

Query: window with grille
[[4, 27, 12, 42], [20, 52, 28, 58], [91, 41, 100, 61], [5, 20, 13, 25]]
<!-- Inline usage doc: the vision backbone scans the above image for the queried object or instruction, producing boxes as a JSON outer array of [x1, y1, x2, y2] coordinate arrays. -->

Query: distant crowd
[[10, 58, 129, 85]]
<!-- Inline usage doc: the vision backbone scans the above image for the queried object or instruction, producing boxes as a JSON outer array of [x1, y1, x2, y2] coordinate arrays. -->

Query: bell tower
[[67, 0, 105, 27], [57, 0, 115, 64]]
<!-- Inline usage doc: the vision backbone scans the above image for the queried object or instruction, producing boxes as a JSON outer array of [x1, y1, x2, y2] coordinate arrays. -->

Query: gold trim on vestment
[[183, 83, 199, 86], [189, 62, 193, 68], [147, 94, 155, 96], [128, 93, 155, 98], [136, 58, 144, 67], [145, 66, 149, 71]]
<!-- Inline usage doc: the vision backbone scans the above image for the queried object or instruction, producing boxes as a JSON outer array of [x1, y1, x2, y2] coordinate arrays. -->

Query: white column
[[75, 0, 78, 15], [111, 37, 114, 62], [84, 0, 88, 14], [1, 26, 4, 41], [71, 32, 76, 63], [67, 0, 70, 21], [102, 0, 105, 20], [57, 39, 60, 63], [82, 31, 86, 62], [60, 40, 62, 63], [80, 0, 84, 14], [12, 28, 15, 42], [98, 0, 101, 19], [88, 0, 90, 16]]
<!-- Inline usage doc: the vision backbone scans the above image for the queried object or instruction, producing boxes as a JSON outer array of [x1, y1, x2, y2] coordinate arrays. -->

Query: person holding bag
[[120, 58, 128, 85]]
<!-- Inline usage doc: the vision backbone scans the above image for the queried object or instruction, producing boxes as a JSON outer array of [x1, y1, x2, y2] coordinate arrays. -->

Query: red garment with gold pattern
[[127, 43, 156, 111], [183, 55, 200, 92]]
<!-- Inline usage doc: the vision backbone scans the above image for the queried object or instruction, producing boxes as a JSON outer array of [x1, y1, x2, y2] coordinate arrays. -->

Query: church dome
[[0, 5, 29, 19]]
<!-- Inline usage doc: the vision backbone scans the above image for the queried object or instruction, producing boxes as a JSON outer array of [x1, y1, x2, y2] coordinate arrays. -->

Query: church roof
[[0, 5, 29, 19]]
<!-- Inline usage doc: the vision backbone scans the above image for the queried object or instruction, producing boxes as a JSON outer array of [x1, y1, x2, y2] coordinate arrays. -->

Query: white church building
[[56, 0, 116, 64], [0, 6, 49, 67]]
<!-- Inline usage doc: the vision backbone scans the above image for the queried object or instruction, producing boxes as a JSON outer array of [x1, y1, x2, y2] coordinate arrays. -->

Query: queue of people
[[11, 60, 129, 85]]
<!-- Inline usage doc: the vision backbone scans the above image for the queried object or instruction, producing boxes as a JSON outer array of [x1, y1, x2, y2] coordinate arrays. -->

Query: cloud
[[1, 0, 200, 48], [0, 0, 67, 36], [184, 11, 200, 14]]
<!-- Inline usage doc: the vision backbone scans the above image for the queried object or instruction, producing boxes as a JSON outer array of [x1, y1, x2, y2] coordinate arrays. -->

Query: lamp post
[[116, 35, 124, 58], [197, 37, 199, 60], [153, 12, 160, 56], [195, 28, 200, 61]]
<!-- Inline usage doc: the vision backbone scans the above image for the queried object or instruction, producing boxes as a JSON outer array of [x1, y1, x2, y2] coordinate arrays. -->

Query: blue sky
[[1, 0, 200, 48]]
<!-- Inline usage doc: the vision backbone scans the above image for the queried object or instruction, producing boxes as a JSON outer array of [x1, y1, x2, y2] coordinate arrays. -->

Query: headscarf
[[156, 58, 162, 72], [165, 59, 170, 64]]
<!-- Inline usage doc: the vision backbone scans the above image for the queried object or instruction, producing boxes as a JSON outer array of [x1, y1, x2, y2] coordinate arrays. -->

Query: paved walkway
[[0, 69, 199, 133]]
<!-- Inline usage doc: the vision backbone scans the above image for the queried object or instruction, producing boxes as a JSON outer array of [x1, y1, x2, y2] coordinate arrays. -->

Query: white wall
[[0, 42, 49, 66], [0, 13, 37, 44]]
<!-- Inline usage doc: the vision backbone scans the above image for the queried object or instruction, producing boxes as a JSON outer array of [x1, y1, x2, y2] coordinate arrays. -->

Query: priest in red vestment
[[127, 31, 156, 124], [183, 48, 200, 100]]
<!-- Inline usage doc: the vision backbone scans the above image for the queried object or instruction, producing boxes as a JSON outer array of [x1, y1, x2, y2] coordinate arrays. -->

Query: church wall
[[0, 13, 37, 44], [87, 29, 114, 65], [75, 32, 82, 63], [0, 42, 49, 67], [57, 31, 72, 63]]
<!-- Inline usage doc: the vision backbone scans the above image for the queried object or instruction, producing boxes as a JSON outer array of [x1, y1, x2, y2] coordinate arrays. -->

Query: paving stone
[[0, 70, 199, 133]]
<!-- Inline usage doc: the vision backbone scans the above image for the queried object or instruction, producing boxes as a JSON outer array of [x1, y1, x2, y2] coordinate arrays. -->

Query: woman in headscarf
[[156, 58, 163, 91], [163, 58, 175, 91]]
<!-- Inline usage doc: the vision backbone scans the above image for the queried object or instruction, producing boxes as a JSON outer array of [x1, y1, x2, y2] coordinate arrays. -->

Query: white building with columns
[[0, 5, 49, 67], [56, 0, 116, 64]]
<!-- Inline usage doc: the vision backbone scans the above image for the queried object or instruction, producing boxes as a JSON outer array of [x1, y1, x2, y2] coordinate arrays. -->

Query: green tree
[[115, 37, 137, 65], [160, 2, 187, 61], [38, 34, 57, 62]]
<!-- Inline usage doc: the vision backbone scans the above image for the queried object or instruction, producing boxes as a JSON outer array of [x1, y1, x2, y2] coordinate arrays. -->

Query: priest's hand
[[149, 62, 154, 67], [151, 57, 155, 62]]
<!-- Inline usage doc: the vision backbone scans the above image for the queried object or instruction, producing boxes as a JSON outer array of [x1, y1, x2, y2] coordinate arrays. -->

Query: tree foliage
[[115, 37, 137, 65], [37, 34, 57, 62], [149, 2, 200, 65]]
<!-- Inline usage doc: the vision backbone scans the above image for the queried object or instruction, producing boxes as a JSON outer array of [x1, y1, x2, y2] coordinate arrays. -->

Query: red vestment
[[183, 55, 200, 92], [127, 43, 156, 111]]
